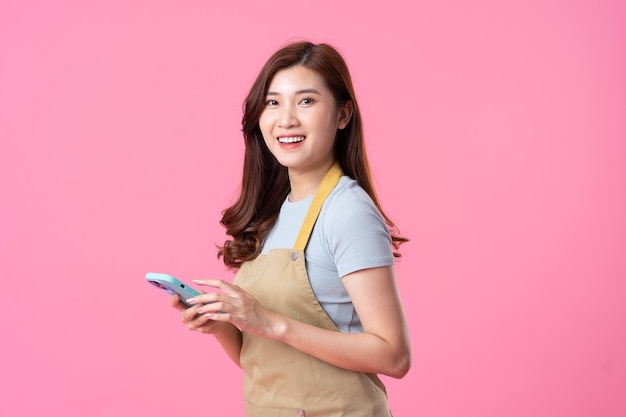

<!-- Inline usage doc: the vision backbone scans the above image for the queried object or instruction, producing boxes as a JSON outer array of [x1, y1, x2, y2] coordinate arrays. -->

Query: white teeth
[[278, 136, 305, 144]]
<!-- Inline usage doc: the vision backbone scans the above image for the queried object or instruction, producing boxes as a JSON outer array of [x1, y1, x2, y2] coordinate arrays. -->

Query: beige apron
[[233, 163, 392, 417]]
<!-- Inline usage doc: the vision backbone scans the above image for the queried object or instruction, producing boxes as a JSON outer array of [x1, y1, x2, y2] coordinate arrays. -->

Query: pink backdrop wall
[[1, 1, 624, 416]]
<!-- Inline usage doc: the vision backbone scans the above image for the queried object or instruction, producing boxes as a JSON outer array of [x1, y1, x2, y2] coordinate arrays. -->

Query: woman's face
[[259, 65, 351, 176]]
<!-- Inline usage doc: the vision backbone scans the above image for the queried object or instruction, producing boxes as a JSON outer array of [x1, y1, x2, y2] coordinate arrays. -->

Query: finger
[[187, 314, 218, 332], [185, 291, 223, 306], [197, 300, 228, 315], [200, 311, 232, 325], [193, 320, 220, 334], [193, 279, 241, 297], [180, 304, 203, 323], [170, 294, 187, 312]]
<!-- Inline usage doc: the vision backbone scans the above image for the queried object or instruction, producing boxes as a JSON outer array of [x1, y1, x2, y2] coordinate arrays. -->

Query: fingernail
[[192, 279, 202, 283], [186, 298, 197, 304]]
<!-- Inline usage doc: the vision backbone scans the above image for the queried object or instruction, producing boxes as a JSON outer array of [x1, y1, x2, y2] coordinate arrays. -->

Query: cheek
[[315, 113, 341, 139], [317, 107, 341, 129], [258, 115, 272, 139], [260, 130, 274, 149]]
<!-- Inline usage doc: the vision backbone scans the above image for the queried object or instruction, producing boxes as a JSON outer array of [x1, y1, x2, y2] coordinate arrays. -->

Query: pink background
[[1, 1, 625, 416]]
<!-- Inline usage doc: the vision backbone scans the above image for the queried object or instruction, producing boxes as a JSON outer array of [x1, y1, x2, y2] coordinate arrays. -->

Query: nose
[[278, 104, 299, 128]]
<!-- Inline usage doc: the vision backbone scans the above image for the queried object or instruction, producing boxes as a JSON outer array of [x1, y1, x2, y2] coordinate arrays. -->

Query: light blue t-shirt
[[261, 176, 394, 333]]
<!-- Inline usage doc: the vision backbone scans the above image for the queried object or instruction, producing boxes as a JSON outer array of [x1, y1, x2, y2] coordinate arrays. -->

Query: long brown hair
[[218, 41, 407, 269]]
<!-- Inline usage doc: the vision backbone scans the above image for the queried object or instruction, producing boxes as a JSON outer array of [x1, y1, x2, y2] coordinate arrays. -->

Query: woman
[[172, 41, 411, 416]]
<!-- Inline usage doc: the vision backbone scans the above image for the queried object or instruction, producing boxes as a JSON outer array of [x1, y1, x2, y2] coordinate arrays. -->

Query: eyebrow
[[266, 88, 322, 96]]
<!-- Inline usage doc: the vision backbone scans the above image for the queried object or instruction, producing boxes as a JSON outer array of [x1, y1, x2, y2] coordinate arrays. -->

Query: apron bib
[[233, 163, 392, 417]]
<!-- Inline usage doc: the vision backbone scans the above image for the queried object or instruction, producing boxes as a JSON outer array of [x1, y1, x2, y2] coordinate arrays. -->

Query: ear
[[337, 100, 354, 130]]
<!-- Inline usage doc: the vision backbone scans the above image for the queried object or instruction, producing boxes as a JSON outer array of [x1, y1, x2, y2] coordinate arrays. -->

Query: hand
[[170, 294, 224, 335], [186, 279, 279, 339]]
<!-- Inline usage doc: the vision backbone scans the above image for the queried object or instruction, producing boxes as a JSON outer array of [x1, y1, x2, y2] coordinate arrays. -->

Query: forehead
[[267, 65, 327, 93]]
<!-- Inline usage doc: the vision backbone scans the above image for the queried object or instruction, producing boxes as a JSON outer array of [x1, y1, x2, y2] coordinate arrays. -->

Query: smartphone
[[145, 272, 201, 307]]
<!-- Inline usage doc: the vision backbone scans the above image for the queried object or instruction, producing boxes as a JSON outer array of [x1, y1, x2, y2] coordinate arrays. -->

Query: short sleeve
[[322, 181, 394, 278]]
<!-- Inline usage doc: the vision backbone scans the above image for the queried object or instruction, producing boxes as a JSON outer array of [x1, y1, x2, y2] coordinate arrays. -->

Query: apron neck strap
[[293, 161, 344, 251]]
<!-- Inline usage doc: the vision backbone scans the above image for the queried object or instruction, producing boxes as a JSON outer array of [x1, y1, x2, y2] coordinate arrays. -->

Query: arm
[[279, 265, 411, 378], [190, 266, 411, 378]]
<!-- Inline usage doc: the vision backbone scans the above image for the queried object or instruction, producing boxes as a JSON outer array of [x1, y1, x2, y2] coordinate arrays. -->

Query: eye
[[265, 99, 279, 106], [299, 97, 315, 105]]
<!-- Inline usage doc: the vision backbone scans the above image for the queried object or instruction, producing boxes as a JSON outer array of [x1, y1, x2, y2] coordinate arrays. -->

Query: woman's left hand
[[186, 279, 279, 338]]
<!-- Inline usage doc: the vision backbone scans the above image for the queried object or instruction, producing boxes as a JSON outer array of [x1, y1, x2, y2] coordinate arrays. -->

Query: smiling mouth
[[278, 136, 305, 144]]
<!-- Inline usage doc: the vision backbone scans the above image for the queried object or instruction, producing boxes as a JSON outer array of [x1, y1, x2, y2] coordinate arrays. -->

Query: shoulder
[[323, 177, 382, 220], [321, 176, 390, 241], [325, 177, 375, 212], [317, 176, 394, 276]]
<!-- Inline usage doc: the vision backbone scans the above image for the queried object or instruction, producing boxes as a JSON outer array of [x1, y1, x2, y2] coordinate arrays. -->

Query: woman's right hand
[[170, 293, 244, 367], [170, 294, 224, 335]]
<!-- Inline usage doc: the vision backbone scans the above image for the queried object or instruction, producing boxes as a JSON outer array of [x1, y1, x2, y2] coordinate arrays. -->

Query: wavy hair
[[218, 41, 407, 269]]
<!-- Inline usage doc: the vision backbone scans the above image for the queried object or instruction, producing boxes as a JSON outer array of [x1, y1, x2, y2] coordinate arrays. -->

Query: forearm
[[213, 322, 243, 368], [191, 273, 411, 377], [271, 314, 411, 378]]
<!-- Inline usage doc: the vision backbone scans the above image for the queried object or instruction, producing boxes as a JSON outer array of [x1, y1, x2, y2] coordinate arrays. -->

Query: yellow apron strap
[[293, 161, 344, 251]]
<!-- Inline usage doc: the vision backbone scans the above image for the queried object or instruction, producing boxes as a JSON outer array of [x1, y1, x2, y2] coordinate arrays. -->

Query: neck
[[288, 160, 335, 202]]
